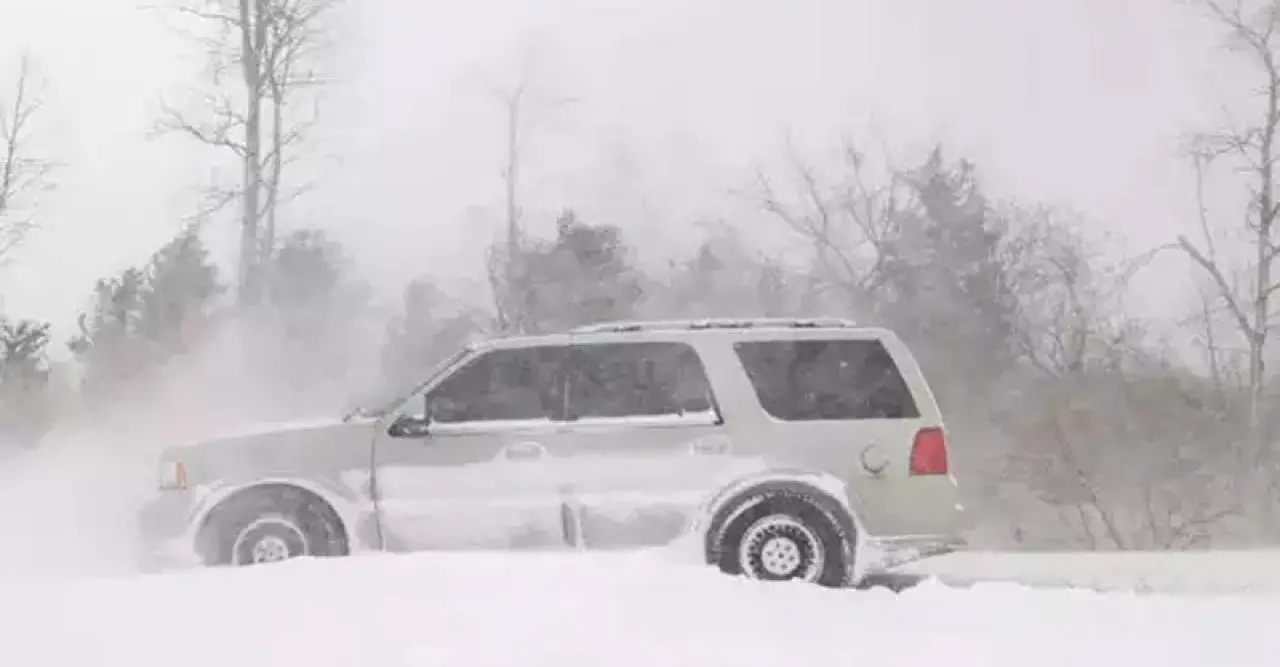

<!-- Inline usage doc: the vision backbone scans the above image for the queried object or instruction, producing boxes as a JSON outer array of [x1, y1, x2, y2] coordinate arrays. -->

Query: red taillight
[[909, 427, 948, 475]]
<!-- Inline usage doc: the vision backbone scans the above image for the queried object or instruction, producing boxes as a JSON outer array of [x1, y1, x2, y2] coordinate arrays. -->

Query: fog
[[1, 0, 1228, 333]]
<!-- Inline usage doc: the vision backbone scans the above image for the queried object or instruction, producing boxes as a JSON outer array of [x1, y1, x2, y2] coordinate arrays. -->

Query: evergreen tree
[[511, 209, 646, 332], [0, 317, 54, 446], [138, 229, 222, 352], [381, 278, 488, 391], [68, 228, 223, 401], [878, 147, 1019, 399], [261, 228, 374, 404], [645, 223, 811, 319]]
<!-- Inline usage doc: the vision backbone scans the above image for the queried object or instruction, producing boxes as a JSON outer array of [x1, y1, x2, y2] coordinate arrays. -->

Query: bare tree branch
[[0, 52, 56, 265], [153, 93, 249, 157], [751, 138, 899, 313], [468, 63, 578, 334], [1172, 0, 1280, 481]]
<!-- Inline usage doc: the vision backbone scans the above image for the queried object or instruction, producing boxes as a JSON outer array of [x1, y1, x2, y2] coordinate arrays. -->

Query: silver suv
[[137, 318, 967, 586]]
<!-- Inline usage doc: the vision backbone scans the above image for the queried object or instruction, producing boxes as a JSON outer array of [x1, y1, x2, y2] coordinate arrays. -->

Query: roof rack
[[571, 317, 859, 334]]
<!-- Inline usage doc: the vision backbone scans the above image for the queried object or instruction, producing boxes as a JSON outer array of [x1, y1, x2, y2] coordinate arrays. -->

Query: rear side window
[[733, 340, 919, 421]]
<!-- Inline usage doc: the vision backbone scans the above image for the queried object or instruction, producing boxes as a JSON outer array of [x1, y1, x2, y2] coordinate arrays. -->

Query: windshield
[[344, 346, 473, 420]]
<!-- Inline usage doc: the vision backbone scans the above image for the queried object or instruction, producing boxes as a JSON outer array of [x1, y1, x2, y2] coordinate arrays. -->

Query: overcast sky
[[0, 0, 1238, 341]]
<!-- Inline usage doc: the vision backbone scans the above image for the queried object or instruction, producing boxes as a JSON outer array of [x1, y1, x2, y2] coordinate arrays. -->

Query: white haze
[[0, 0, 1235, 335], [0, 0, 1261, 576]]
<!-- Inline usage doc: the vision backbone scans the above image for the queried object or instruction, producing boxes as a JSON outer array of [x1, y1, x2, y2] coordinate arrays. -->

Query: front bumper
[[136, 490, 203, 573]]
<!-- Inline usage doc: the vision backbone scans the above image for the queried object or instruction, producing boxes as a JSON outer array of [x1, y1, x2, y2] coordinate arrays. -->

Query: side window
[[425, 346, 567, 423], [733, 339, 920, 421], [566, 342, 718, 422]]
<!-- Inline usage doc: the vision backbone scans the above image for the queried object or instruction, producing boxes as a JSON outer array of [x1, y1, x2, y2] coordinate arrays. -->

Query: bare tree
[[1002, 205, 1158, 379], [0, 53, 55, 265], [153, 0, 338, 304], [1176, 0, 1280, 463], [751, 138, 902, 316], [475, 67, 577, 333]]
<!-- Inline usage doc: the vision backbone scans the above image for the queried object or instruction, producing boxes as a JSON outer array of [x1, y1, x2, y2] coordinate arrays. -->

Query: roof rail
[[571, 317, 859, 334]]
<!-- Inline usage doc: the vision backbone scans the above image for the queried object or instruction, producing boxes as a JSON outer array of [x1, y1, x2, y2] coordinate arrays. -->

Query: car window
[[566, 342, 719, 422], [424, 346, 567, 423], [733, 339, 920, 421]]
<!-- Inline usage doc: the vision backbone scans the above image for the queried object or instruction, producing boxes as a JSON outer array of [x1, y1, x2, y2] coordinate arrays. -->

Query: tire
[[710, 490, 852, 588], [202, 487, 347, 567]]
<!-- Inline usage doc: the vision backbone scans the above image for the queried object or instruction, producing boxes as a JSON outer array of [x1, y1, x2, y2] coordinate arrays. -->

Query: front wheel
[[711, 490, 852, 587], [229, 513, 313, 566], [201, 488, 346, 567]]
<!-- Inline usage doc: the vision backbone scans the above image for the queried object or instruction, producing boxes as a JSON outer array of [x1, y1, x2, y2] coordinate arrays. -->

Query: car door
[[552, 340, 754, 549], [372, 345, 573, 551]]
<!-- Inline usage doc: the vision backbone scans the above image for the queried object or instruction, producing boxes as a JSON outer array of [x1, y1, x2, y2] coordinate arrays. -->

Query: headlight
[[158, 460, 188, 490]]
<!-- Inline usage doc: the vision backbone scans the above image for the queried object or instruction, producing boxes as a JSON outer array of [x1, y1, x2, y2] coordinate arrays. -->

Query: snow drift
[[3, 550, 1277, 667]]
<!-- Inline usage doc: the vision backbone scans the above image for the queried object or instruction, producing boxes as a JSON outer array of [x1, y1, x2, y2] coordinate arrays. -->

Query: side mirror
[[387, 413, 431, 439]]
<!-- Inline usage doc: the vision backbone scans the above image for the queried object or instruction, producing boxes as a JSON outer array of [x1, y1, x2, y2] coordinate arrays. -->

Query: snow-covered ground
[[3, 549, 1278, 667], [907, 548, 1280, 595]]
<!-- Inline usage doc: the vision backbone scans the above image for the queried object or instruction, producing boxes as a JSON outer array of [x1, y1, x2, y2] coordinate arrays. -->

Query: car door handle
[[689, 436, 730, 456], [502, 441, 547, 461]]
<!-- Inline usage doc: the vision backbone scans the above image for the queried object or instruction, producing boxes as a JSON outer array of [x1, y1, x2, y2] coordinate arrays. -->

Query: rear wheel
[[711, 490, 852, 587], [201, 487, 347, 567]]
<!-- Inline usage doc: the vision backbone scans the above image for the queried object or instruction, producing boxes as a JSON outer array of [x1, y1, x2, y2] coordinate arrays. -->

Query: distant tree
[[643, 221, 812, 319], [878, 148, 1020, 396], [503, 209, 645, 333], [156, 0, 341, 303], [68, 268, 150, 399], [0, 318, 50, 381], [0, 52, 56, 265], [1174, 0, 1280, 474], [0, 317, 54, 445], [981, 204, 1240, 549], [380, 278, 489, 390], [753, 138, 901, 319], [755, 143, 1019, 399], [475, 58, 577, 333], [68, 228, 223, 401], [138, 228, 224, 352], [259, 228, 374, 404], [265, 228, 345, 332]]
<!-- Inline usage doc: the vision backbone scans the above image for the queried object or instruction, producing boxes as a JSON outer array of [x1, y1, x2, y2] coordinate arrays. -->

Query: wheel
[[710, 490, 852, 587], [201, 487, 347, 567], [229, 513, 311, 566]]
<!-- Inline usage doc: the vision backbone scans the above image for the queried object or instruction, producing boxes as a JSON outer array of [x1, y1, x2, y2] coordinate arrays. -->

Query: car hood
[[160, 416, 382, 487], [198, 416, 378, 445]]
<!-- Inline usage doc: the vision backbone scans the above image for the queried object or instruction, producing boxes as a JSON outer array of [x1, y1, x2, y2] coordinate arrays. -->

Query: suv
[[137, 318, 966, 586]]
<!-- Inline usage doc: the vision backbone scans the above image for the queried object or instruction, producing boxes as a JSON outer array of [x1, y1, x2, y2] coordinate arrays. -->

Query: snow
[[4, 549, 1279, 667], [907, 548, 1280, 595]]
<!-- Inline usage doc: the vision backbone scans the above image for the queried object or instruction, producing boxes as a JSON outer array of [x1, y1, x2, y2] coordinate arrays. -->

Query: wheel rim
[[251, 535, 292, 563], [231, 516, 311, 566], [737, 514, 824, 582]]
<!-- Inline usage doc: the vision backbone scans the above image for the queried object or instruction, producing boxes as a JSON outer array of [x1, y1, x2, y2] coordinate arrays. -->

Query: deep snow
[[1, 549, 1277, 667]]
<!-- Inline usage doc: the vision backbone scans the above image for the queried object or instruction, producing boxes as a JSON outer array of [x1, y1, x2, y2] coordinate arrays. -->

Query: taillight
[[909, 427, 948, 475]]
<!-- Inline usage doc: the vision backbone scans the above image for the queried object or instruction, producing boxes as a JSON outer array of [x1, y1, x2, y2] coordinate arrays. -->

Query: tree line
[[2, 0, 1280, 550]]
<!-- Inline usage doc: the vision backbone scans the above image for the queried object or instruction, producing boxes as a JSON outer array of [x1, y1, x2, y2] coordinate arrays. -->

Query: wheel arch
[[193, 478, 355, 559], [698, 472, 861, 565]]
